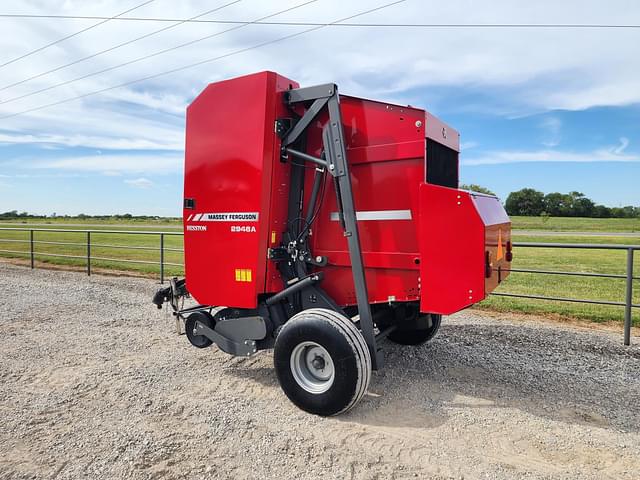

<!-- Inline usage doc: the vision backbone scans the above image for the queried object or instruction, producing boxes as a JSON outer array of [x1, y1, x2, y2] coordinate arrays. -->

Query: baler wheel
[[185, 311, 215, 348], [274, 308, 371, 416], [387, 313, 442, 346]]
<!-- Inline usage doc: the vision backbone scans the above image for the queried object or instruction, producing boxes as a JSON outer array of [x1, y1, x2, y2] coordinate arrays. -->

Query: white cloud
[[613, 137, 630, 154], [31, 154, 182, 174], [124, 177, 154, 189], [540, 117, 561, 147], [463, 145, 639, 166], [0, 0, 638, 153], [460, 141, 479, 151]]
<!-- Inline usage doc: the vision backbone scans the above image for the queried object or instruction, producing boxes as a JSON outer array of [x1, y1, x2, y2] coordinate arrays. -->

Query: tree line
[[0, 211, 175, 221], [3, 187, 638, 220], [504, 189, 639, 218]]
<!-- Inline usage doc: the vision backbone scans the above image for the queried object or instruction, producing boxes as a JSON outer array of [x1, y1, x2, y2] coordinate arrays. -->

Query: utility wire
[[0, 0, 243, 93], [0, 0, 317, 105], [2, 14, 639, 28], [0, 0, 406, 120], [0, 0, 155, 69]]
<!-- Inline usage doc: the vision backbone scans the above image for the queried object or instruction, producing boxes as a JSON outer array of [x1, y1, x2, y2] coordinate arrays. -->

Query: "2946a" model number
[[231, 225, 257, 233]]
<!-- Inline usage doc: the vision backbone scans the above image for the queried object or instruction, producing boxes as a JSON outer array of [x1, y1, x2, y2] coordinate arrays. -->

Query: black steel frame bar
[[325, 93, 379, 367], [283, 97, 329, 147], [285, 84, 335, 103], [286, 148, 328, 169], [283, 85, 380, 368]]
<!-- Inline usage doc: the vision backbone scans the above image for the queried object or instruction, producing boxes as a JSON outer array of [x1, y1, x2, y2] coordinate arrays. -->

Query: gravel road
[[1, 262, 639, 480]]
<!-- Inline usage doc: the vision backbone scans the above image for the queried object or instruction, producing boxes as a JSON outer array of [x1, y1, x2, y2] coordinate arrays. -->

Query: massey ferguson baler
[[154, 71, 512, 416]]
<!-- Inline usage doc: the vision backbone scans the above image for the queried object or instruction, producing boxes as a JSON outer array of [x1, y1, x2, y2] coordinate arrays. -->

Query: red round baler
[[154, 71, 511, 415]]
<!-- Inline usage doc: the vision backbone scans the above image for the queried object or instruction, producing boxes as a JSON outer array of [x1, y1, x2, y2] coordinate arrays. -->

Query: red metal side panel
[[419, 184, 485, 314], [304, 97, 426, 306], [183, 71, 283, 308]]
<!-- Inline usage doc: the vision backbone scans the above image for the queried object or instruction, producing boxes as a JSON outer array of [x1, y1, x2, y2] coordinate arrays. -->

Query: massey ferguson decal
[[186, 212, 259, 222]]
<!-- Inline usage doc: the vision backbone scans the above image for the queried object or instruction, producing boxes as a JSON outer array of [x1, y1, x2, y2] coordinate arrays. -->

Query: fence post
[[29, 229, 34, 269], [160, 233, 165, 284], [87, 231, 91, 276], [624, 248, 634, 346]]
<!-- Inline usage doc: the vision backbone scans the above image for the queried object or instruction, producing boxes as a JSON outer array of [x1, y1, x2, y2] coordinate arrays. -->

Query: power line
[[0, 0, 155, 69], [0, 0, 406, 120], [0, 0, 243, 93], [0, 0, 317, 105], [2, 13, 640, 28]]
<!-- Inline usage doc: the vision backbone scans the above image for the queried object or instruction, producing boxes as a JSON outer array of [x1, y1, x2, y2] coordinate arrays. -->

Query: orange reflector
[[496, 229, 504, 261]]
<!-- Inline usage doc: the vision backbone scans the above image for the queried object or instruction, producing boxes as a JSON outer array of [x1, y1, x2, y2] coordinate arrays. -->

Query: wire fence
[[0, 227, 182, 282], [495, 242, 639, 346], [0, 227, 637, 345]]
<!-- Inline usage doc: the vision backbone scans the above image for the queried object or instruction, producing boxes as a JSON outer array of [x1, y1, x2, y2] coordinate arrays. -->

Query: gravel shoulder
[[1, 262, 639, 480]]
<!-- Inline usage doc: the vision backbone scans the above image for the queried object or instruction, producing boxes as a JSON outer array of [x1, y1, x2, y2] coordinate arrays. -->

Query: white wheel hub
[[290, 341, 335, 394]]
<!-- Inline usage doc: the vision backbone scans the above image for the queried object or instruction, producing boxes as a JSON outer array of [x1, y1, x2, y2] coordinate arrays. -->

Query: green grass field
[[0, 216, 638, 326]]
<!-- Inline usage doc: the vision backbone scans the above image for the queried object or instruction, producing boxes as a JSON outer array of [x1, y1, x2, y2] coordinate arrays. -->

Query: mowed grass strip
[[511, 215, 640, 232]]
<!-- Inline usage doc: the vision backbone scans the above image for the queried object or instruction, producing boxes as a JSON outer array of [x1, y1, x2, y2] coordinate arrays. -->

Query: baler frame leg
[[282, 84, 382, 370]]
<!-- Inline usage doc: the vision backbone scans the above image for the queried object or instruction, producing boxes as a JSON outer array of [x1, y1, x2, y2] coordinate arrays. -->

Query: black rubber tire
[[274, 308, 371, 416], [185, 311, 215, 348], [387, 313, 442, 346]]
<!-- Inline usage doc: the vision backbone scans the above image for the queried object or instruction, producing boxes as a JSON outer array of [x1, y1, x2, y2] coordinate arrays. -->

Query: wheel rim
[[290, 341, 335, 394]]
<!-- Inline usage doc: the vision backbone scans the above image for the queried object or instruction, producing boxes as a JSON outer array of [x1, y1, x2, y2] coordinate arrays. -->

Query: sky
[[0, 0, 639, 216]]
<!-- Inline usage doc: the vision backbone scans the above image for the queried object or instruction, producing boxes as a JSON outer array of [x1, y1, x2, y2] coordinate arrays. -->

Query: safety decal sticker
[[235, 268, 253, 282]]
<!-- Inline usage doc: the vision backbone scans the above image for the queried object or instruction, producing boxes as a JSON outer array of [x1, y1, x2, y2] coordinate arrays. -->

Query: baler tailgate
[[418, 184, 511, 314]]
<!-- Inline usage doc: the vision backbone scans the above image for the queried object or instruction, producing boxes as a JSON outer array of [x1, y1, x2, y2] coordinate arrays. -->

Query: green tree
[[568, 191, 595, 217], [613, 206, 640, 218], [460, 184, 495, 196], [543, 192, 571, 216], [592, 205, 612, 218], [505, 188, 545, 216]]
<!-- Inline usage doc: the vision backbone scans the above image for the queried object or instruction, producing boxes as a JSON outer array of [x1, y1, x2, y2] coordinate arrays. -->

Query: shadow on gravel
[[226, 365, 279, 389], [342, 323, 640, 433], [215, 322, 640, 432]]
